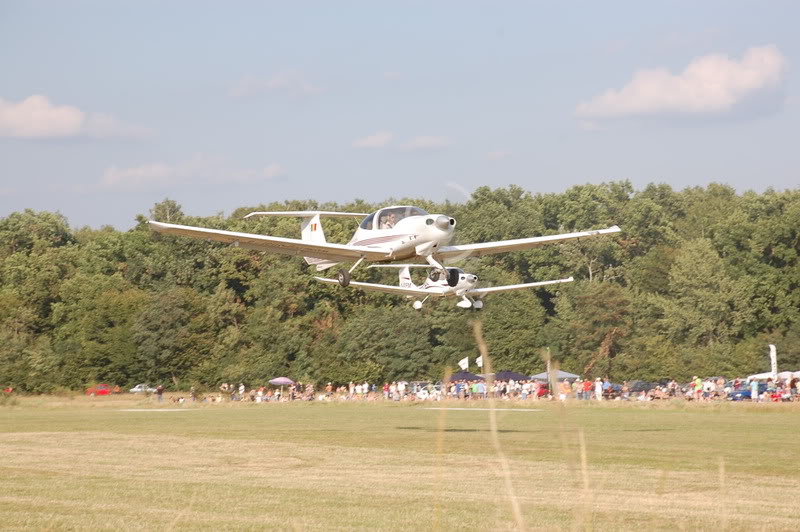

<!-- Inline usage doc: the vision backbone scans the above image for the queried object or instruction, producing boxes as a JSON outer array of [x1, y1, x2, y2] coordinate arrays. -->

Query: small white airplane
[[148, 205, 620, 287], [314, 265, 574, 309]]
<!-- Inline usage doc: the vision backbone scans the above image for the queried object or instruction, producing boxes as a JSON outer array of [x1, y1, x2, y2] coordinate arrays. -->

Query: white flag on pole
[[769, 344, 777, 379], [458, 357, 469, 371], [476, 356, 483, 368]]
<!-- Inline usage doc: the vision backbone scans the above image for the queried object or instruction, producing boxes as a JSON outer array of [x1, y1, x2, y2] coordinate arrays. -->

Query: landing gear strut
[[337, 257, 365, 287]]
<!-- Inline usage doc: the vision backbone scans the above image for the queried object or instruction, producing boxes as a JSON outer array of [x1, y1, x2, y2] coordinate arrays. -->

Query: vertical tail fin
[[398, 265, 416, 289], [300, 214, 326, 244], [300, 214, 339, 270]]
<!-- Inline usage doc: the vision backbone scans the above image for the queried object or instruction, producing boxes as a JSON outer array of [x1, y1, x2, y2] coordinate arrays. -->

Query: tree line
[[2, 181, 799, 392]]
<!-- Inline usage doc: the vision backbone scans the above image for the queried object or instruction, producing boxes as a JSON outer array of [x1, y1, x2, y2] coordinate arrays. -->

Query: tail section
[[366, 264, 419, 289], [398, 265, 417, 289], [300, 215, 339, 269], [244, 210, 368, 271]]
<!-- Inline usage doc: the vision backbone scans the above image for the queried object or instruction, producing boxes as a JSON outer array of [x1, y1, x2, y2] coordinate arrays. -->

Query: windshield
[[359, 212, 376, 230], [374, 206, 428, 230]]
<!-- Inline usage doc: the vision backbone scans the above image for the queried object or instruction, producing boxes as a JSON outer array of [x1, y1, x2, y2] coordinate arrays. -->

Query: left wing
[[435, 225, 621, 261], [468, 277, 573, 295], [314, 277, 436, 297], [148, 221, 391, 263]]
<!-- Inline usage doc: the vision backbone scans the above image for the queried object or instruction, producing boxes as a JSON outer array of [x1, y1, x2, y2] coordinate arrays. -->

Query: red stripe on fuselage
[[351, 234, 411, 246]]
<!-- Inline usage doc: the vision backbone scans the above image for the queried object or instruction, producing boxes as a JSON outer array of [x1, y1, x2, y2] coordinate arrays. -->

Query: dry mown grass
[[1, 397, 799, 531]]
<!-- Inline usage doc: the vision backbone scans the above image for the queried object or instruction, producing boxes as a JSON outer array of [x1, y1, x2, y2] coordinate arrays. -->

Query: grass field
[[1, 396, 799, 531]]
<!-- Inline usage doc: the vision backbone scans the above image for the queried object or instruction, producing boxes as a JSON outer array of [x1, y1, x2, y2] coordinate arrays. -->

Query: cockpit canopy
[[359, 206, 429, 230]]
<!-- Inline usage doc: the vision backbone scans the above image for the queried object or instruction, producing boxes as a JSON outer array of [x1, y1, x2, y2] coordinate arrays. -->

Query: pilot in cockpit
[[380, 212, 397, 229]]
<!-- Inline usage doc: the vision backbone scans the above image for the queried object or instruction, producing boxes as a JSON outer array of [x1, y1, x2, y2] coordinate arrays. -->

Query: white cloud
[[487, 149, 512, 161], [352, 131, 393, 148], [576, 45, 786, 119], [0, 95, 83, 138], [101, 155, 285, 190], [0, 95, 149, 139], [228, 72, 323, 98], [262, 163, 285, 179], [399, 136, 453, 151]]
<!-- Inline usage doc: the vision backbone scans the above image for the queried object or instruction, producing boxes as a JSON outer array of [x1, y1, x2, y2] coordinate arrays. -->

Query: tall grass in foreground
[[3, 328, 800, 530]]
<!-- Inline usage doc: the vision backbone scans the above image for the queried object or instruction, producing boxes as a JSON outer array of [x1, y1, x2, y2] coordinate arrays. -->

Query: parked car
[[728, 383, 767, 401], [86, 383, 111, 396], [628, 380, 658, 394], [603, 383, 623, 400], [129, 384, 157, 394]]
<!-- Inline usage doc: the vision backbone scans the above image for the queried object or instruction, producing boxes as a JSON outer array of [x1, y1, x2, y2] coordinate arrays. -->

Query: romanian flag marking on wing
[[311, 223, 317, 231]]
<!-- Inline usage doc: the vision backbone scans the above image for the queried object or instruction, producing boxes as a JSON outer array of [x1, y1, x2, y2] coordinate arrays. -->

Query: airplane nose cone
[[468, 275, 478, 283], [435, 215, 454, 231]]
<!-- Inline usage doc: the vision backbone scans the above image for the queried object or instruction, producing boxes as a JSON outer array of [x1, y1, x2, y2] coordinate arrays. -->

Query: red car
[[86, 384, 111, 396]]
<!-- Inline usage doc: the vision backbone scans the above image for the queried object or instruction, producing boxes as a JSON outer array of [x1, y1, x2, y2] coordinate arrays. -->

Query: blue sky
[[1, 1, 798, 228]]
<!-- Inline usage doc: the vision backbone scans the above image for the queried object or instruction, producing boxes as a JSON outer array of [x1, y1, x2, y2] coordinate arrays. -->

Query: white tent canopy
[[748, 371, 800, 381]]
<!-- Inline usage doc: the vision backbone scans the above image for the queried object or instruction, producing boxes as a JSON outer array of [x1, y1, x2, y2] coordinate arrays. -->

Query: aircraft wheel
[[337, 269, 351, 287], [447, 268, 459, 287]]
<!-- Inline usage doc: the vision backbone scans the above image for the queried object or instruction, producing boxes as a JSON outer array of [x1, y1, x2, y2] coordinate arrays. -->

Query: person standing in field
[[750, 379, 759, 402], [594, 378, 603, 401], [559, 380, 571, 401], [582, 378, 592, 400], [693, 376, 703, 401], [156, 384, 164, 403]]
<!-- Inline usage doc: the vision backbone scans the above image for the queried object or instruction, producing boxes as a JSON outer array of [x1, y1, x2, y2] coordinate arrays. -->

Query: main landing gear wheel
[[337, 269, 351, 287], [447, 268, 459, 287]]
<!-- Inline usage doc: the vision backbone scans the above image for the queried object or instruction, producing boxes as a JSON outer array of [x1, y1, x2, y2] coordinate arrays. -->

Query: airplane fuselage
[[347, 207, 456, 261]]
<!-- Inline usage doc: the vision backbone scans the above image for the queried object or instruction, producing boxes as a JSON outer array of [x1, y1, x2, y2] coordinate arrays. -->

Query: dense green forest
[[2, 182, 799, 392]]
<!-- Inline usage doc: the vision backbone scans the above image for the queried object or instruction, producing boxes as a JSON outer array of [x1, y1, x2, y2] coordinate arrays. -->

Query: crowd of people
[[165, 374, 800, 404]]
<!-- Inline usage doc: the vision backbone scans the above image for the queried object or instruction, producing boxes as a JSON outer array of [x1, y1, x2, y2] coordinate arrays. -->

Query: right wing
[[148, 221, 390, 263], [468, 277, 574, 295], [314, 276, 436, 297], [435, 225, 621, 261]]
